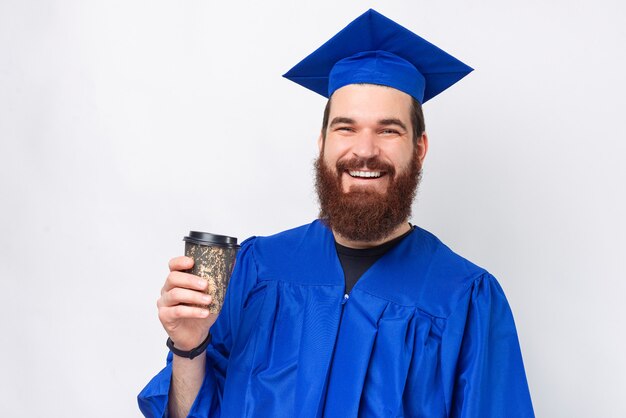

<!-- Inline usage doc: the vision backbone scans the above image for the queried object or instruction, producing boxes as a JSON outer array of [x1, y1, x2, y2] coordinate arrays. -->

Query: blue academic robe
[[138, 220, 534, 417]]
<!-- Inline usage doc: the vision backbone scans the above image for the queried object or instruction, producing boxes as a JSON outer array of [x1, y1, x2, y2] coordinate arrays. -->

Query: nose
[[351, 130, 380, 159]]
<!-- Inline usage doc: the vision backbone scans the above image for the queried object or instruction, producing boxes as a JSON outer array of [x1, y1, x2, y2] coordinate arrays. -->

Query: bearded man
[[139, 9, 534, 418]]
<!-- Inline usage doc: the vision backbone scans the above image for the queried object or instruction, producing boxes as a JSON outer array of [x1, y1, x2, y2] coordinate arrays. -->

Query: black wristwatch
[[166, 333, 211, 360]]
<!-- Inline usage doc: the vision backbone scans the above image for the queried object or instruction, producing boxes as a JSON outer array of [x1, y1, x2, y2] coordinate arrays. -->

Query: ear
[[416, 132, 428, 164], [317, 133, 324, 154]]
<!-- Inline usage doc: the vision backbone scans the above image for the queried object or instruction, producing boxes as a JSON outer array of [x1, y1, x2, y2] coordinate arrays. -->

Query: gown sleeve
[[442, 273, 534, 418], [137, 237, 259, 418]]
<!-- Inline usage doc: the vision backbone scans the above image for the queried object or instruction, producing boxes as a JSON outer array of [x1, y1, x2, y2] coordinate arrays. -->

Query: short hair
[[320, 93, 425, 145]]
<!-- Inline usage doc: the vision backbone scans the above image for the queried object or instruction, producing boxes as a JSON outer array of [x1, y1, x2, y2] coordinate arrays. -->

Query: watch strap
[[166, 333, 211, 360]]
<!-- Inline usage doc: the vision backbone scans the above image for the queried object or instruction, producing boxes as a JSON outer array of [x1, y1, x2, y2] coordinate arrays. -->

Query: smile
[[348, 170, 383, 178]]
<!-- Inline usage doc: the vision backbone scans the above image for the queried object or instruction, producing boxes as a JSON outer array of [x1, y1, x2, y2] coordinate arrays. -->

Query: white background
[[1, 1, 625, 416]]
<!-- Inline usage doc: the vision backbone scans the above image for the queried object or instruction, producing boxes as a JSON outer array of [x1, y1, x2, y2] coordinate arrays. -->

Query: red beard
[[314, 151, 422, 242]]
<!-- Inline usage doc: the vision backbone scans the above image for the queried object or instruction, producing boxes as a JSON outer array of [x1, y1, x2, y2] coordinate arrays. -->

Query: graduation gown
[[138, 220, 534, 417]]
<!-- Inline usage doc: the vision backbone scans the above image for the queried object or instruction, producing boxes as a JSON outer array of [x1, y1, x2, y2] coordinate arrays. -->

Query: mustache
[[335, 156, 396, 176]]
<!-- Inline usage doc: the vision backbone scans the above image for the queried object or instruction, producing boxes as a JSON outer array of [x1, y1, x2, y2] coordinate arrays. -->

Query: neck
[[333, 222, 412, 249]]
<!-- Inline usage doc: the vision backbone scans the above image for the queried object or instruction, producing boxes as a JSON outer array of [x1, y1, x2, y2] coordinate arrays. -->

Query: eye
[[380, 128, 401, 135], [335, 126, 355, 132]]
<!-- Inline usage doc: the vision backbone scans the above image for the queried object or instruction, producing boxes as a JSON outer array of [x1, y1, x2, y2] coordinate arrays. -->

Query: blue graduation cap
[[283, 9, 473, 104]]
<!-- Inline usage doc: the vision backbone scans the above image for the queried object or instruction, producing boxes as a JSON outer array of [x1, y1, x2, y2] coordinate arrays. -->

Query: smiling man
[[315, 83, 424, 247], [139, 9, 534, 418]]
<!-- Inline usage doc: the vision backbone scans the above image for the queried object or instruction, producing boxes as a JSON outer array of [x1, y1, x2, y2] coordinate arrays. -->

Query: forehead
[[328, 84, 413, 122]]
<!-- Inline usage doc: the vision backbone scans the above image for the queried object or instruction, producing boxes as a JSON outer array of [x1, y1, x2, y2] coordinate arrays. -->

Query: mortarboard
[[283, 9, 473, 104]]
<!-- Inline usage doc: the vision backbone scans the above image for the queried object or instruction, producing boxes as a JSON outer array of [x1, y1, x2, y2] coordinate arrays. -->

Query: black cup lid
[[183, 231, 239, 248]]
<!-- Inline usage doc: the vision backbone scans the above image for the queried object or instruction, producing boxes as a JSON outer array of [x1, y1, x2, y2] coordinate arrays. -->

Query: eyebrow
[[379, 118, 408, 131], [329, 117, 355, 127], [329, 117, 408, 132]]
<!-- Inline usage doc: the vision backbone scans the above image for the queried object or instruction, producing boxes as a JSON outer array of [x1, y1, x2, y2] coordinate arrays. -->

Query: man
[[139, 9, 534, 417]]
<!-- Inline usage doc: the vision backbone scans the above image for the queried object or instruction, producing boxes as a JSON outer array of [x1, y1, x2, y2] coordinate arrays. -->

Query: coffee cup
[[183, 231, 240, 314]]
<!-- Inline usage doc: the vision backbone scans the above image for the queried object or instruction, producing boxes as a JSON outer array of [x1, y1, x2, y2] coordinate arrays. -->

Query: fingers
[[169, 256, 194, 272], [159, 286, 212, 308], [162, 270, 207, 293], [158, 256, 214, 329], [158, 304, 210, 326]]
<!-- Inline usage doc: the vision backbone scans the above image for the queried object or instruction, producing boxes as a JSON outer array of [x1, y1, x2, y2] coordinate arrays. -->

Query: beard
[[314, 150, 422, 242]]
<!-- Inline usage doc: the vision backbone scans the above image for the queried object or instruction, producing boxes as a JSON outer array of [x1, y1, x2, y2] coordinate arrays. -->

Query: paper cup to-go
[[183, 231, 240, 314]]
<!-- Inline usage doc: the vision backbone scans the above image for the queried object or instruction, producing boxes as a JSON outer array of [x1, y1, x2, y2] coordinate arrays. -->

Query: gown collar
[[311, 220, 437, 306]]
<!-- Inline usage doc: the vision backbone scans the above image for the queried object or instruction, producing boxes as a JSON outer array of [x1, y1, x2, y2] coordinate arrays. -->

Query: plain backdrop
[[1, 1, 625, 416]]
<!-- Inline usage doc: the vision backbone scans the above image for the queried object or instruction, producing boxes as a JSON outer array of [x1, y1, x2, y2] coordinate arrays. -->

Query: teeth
[[349, 170, 382, 178]]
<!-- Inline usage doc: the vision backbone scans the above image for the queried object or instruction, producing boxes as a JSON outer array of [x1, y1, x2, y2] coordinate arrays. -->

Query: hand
[[157, 256, 218, 352]]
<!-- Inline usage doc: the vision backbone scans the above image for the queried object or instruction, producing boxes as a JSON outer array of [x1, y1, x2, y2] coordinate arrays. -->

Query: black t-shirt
[[335, 225, 415, 294]]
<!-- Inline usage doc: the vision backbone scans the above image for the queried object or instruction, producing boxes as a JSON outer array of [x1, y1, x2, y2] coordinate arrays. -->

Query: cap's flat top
[[283, 9, 473, 103]]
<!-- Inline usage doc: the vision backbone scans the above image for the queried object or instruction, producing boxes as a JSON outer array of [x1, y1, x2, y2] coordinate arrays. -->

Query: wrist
[[171, 332, 210, 351], [167, 333, 211, 360]]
